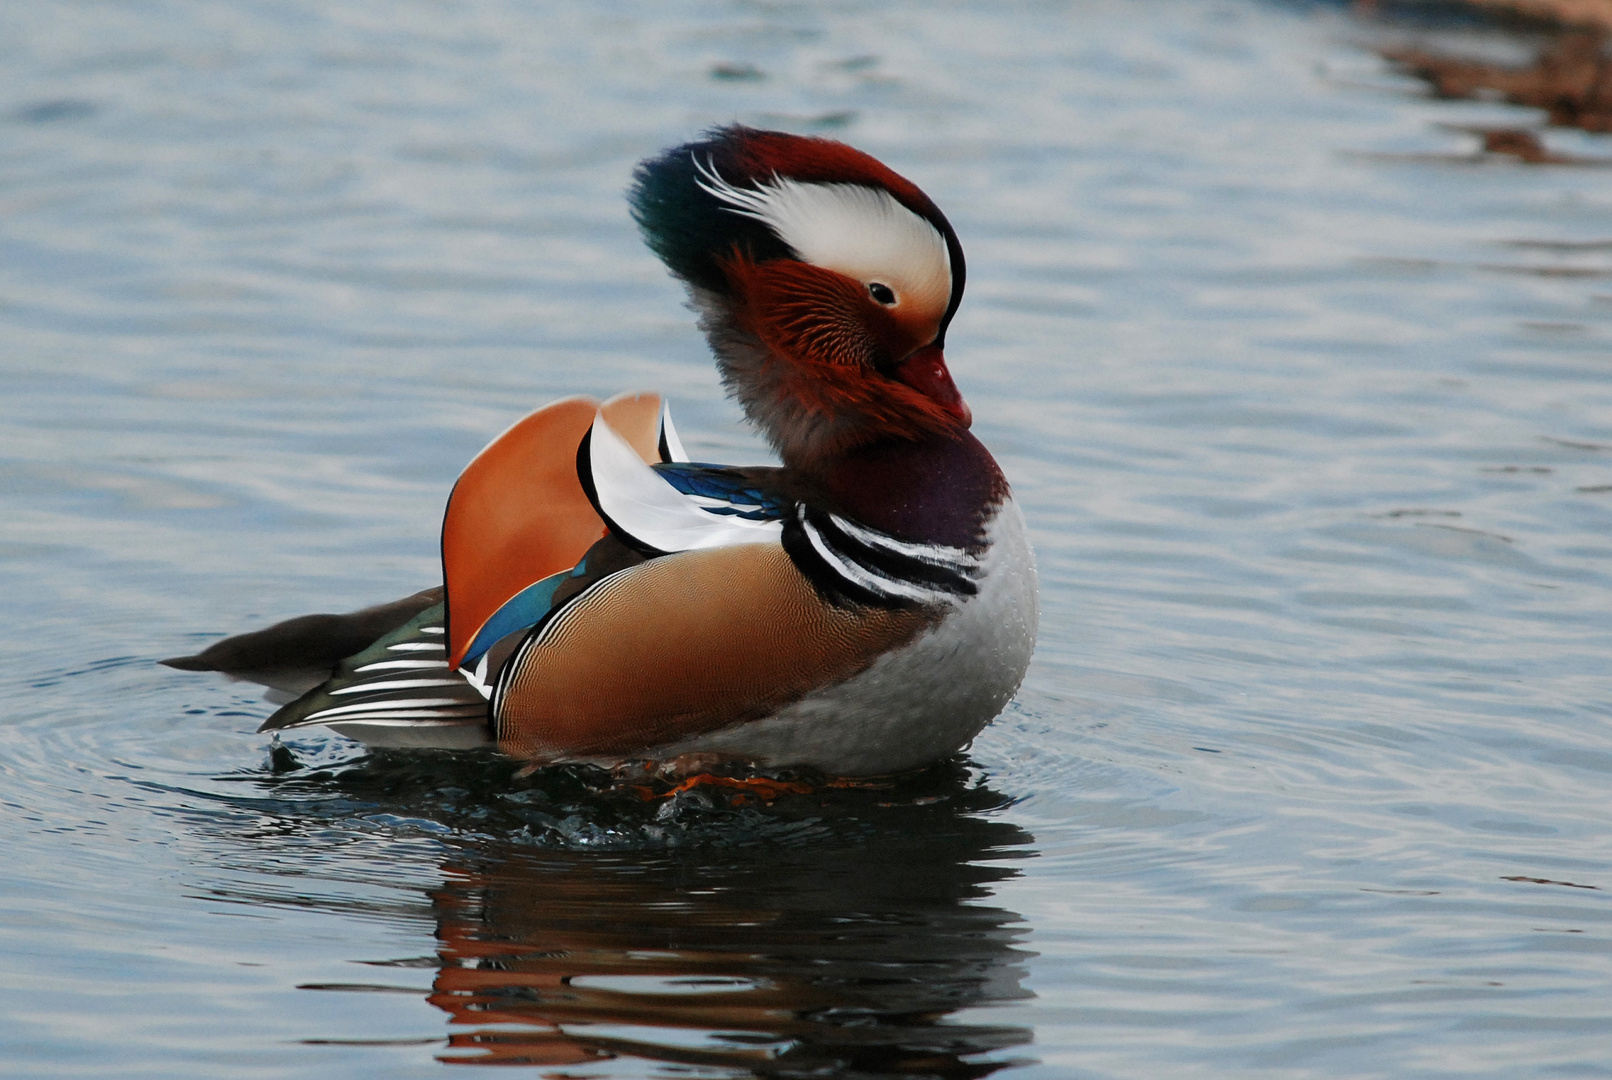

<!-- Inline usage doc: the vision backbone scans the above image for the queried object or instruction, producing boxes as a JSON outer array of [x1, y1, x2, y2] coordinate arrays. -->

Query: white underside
[[645, 498, 1039, 776]]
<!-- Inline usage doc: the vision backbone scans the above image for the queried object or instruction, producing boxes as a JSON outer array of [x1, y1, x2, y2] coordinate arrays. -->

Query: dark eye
[[867, 282, 896, 306]]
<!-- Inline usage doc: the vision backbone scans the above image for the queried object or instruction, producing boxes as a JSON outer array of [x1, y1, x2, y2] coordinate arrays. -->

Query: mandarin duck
[[164, 126, 1038, 778]]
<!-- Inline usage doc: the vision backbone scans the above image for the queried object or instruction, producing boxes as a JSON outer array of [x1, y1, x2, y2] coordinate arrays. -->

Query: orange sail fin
[[442, 393, 665, 669]]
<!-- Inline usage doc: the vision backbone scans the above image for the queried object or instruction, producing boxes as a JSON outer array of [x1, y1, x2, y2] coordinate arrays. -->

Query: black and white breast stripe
[[782, 505, 980, 609]]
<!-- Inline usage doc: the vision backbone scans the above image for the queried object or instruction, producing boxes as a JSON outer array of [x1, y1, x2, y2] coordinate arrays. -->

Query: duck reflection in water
[[430, 836, 1033, 1071], [253, 754, 1036, 1076]]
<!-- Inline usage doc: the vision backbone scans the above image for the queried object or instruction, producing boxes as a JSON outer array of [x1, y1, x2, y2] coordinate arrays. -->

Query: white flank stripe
[[324, 716, 482, 727], [304, 697, 471, 721], [420, 626, 444, 635], [298, 712, 483, 728], [329, 678, 464, 695], [352, 659, 451, 673], [387, 642, 446, 653]]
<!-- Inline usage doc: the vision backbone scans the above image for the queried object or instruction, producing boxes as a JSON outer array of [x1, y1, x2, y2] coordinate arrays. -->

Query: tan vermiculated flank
[[496, 544, 935, 759]]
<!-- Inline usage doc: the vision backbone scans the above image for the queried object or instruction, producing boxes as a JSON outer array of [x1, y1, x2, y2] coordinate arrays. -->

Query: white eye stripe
[[693, 154, 952, 320]]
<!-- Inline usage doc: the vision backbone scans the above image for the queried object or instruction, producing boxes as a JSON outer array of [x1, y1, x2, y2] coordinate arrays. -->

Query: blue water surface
[[2, 1, 1611, 1077]]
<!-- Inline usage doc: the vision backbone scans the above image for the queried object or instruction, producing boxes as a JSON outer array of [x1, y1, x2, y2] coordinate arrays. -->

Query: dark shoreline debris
[[1361, 0, 1612, 33], [1383, 29, 1612, 133], [1461, 0, 1612, 33]]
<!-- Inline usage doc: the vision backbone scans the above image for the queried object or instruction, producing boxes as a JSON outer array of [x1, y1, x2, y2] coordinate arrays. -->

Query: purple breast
[[818, 432, 1007, 550]]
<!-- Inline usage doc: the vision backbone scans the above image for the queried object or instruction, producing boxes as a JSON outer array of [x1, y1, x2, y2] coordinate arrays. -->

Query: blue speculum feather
[[652, 462, 791, 521], [461, 569, 568, 668]]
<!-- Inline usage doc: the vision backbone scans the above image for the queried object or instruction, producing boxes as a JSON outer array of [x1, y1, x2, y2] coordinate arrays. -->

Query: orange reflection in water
[[424, 796, 1035, 1076]]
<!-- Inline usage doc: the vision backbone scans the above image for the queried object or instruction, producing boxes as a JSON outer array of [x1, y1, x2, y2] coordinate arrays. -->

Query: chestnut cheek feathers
[[893, 346, 971, 427]]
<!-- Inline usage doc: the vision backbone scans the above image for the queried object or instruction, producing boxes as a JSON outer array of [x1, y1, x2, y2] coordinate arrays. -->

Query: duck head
[[630, 126, 970, 469]]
